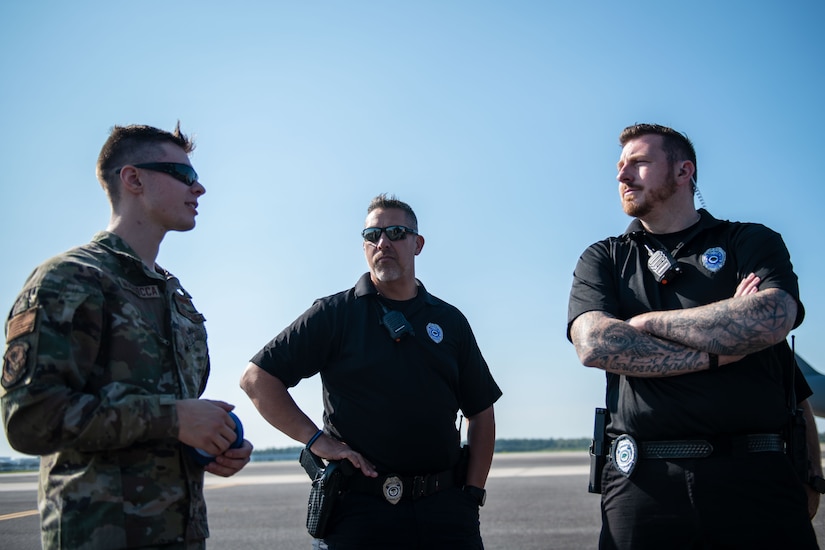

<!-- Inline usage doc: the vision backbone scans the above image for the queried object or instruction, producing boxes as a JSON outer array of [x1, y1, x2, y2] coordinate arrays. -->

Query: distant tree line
[[250, 438, 593, 462], [251, 446, 303, 462], [0, 456, 40, 472], [494, 438, 591, 452]]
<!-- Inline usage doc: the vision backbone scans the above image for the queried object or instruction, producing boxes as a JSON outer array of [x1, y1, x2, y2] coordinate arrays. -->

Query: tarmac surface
[[2, 451, 825, 549]]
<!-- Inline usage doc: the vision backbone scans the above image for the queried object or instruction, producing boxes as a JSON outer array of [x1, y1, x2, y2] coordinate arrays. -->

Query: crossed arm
[[569, 274, 797, 377], [571, 274, 820, 516]]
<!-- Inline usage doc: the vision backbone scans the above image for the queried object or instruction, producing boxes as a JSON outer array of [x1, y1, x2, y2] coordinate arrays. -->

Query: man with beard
[[241, 194, 501, 549], [567, 123, 821, 549]]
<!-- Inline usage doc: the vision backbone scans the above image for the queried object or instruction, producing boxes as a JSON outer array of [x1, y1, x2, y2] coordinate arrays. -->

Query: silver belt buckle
[[382, 475, 403, 505], [612, 434, 638, 478]]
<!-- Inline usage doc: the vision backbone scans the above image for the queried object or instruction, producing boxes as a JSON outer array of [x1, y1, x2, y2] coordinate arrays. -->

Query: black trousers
[[599, 452, 818, 549], [320, 486, 483, 550]]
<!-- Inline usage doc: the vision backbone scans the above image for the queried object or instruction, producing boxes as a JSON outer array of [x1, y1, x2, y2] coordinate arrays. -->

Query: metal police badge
[[701, 247, 726, 273], [426, 323, 443, 344], [382, 475, 403, 505], [612, 434, 638, 478]]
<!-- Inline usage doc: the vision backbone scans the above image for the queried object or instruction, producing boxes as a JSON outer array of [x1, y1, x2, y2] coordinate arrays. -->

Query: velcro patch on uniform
[[119, 278, 162, 299], [174, 293, 206, 323], [2, 341, 30, 388], [7, 308, 37, 342]]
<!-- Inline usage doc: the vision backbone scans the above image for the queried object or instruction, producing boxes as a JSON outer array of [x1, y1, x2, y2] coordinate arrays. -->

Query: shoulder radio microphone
[[642, 244, 683, 285]]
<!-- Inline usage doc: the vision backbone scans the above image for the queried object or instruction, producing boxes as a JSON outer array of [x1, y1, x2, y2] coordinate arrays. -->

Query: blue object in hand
[[188, 411, 244, 465]]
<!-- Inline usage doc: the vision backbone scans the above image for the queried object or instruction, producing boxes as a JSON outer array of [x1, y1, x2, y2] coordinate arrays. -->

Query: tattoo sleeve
[[636, 288, 797, 355], [571, 311, 707, 377]]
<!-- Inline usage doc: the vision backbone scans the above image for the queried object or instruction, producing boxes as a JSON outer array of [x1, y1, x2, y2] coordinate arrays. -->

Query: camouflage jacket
[[1, 231, 211, 549]]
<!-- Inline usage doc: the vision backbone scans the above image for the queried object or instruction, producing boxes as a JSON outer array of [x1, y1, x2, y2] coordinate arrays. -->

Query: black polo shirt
[[567, 209, 809, 440], [252, 273, 502, 474]]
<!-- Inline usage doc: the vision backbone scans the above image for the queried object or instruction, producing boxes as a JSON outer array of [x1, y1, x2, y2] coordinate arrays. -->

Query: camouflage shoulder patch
[[3, 341, 30, 388], [7, 307, 37, 342], [174, 293, 206, 323]]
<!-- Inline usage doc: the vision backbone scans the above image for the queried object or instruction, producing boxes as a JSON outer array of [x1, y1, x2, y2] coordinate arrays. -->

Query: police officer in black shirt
[[567, 123, 821, 549], [241, 194, 501, 549]]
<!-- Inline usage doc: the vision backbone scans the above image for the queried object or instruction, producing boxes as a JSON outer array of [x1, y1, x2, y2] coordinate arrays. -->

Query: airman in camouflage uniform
[[1, 123, 252, 549]]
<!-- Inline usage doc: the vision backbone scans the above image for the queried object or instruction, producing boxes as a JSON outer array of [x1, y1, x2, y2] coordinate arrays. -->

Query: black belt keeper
[[347, 469, 455, 501]]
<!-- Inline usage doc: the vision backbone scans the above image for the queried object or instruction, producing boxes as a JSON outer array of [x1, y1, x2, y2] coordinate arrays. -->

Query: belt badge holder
[[382, 475, 403, 505], [611, 434, 638, 478]]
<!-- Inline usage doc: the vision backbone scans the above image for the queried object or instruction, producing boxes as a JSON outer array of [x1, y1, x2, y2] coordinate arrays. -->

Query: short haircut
[[619, 123, 698, 184], [96, 121, 195, 203], [366, 193, 418, 230]]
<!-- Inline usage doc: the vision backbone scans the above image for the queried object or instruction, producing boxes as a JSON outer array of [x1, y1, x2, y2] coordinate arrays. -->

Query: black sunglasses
[[361, 225, 419, 243], [117, 162, 199, 187]]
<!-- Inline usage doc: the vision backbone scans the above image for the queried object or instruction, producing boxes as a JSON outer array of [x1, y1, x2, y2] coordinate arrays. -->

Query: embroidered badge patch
[[7, 308, 36, 342], [174, 293, 206, 323], [426, 323, 444, 344], [701, 247, 726, 273], [2, 341, 30, 389]]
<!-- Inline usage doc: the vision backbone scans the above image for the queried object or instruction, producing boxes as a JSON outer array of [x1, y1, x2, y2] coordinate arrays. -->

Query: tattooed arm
[[569, 274, 785, 377], [570, 310, 712, 377], [626, 285, 797, 356]]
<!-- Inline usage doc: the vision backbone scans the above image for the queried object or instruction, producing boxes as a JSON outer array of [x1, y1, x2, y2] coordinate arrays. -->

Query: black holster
[[588, 408, 609, 494], [300, 448, 346, 539]]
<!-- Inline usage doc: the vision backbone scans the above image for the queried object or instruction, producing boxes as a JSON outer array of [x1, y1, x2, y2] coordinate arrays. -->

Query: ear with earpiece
[[677, 162, 694, 180]]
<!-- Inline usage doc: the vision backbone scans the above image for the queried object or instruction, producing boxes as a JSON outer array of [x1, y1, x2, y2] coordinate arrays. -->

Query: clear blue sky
[[2, 2, 824, 457]]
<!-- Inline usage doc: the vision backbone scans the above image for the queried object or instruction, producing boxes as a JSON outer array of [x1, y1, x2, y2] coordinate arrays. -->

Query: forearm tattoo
[[641, 290, 795, 355], [572, 313, 705, 377]]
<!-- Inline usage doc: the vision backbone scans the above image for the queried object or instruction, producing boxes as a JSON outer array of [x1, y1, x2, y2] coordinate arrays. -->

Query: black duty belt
[[347, 469, 455, 505], [614, 434, 784, 460], [608, 433, 785, 478], [642, 434, 784, 458]]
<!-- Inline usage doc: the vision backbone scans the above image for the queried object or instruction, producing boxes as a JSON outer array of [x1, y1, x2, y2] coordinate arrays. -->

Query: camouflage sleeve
[[1, 269, 178, 456]]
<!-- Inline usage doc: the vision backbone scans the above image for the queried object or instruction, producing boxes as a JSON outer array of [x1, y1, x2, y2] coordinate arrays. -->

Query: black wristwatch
[[809, 475, 825, 494], [463, 485, 486, 506]]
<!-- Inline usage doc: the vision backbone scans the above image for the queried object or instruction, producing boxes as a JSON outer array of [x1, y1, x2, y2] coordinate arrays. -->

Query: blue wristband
[[306, 429, 324, 450]]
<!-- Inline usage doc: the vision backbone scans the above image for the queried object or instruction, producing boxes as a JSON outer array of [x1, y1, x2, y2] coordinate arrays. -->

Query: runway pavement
[[2, 451, 825, 549]]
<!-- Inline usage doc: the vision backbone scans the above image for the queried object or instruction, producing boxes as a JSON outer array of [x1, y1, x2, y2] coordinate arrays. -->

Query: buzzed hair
[[366, 193, 418, 230], [96, 121, 195, 203], [619, 123, 698, 184]]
